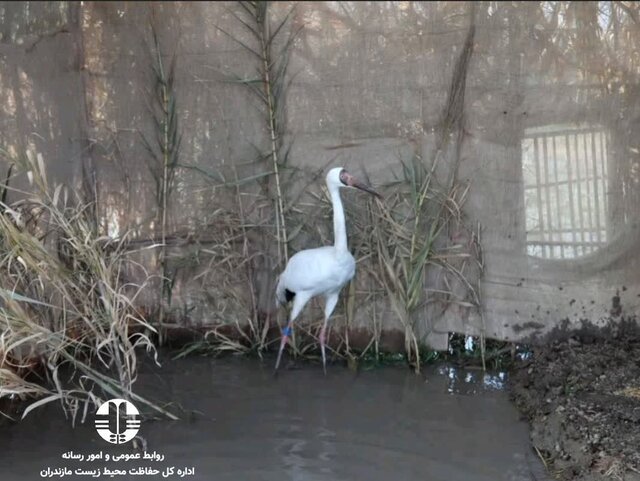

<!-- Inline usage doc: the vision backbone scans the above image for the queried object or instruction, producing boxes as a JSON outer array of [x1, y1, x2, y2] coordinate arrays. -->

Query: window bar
[[599, 131, 608, 237], [581, 133, 594, 253], [543, 136, 553, 259], [573, 133, 586, 254], [564, 134, 578, 257], [590, 131, 602, 244], [552, 135, 564, 258], [533, 137, 545, 258]]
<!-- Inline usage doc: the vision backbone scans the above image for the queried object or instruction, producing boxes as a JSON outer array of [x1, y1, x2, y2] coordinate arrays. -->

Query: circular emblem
[[94, 398, 140, 444]]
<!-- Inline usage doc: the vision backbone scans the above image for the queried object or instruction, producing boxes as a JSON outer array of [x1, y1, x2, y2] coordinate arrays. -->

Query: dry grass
[[0, 149, 176, 421], [615, 386, 640, 399], [342, 153, 483, 371]]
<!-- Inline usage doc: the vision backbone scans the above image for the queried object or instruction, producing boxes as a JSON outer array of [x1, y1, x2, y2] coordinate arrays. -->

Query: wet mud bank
[[510, 321, 640, 481]]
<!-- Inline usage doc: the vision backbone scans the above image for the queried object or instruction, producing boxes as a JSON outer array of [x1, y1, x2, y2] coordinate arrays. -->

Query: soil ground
[[509, 321, 640, 481]]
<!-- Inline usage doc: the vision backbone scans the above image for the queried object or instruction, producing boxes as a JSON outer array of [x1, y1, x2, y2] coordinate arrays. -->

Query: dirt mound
[[510, 321, 640, 481]]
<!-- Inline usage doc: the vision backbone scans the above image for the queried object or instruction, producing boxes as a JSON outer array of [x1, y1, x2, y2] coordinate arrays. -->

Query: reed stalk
[[217, 1, 302, 266], [141, 18, 181, 343]]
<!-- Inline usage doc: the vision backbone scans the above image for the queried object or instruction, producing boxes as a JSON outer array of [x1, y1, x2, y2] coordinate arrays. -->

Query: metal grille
[[522, 124, 609, 259]]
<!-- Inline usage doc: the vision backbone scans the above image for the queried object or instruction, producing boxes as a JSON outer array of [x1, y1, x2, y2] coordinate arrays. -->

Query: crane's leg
[[321, 292, 340, 375], [275, 292, 311, 373]]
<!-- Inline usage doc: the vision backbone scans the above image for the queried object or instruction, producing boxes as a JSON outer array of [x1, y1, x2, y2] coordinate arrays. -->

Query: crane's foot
[[274, 326, 292, 374], [320, 328, 327, 375], [274, 336, 287, 373]]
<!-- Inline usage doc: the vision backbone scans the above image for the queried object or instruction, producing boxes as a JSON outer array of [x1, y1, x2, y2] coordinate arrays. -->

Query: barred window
[[522, 124, 609, 259]]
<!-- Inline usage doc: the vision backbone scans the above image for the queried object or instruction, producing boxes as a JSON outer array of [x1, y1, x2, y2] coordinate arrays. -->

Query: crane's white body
[[276, 246, 355, 302], [274, 167, 378, 372]]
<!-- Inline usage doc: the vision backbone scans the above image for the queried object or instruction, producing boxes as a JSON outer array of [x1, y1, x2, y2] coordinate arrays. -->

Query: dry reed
[[0, 149, 176, 421]]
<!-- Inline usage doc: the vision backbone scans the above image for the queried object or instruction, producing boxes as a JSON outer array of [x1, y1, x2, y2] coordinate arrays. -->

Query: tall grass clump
[[0, 150, 176, 421], [358, 153, 479, 372]]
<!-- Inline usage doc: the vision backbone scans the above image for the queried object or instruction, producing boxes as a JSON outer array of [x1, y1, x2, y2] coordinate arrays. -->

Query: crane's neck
[[329, 185, 348, 253]]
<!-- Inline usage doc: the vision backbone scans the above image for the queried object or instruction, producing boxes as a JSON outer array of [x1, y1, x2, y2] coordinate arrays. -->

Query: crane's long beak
[[349, 176, 383, 199]]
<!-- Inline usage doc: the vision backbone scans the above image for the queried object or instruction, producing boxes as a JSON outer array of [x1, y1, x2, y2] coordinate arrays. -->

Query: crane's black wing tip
[[284, 289, 295, 303], [276, 288, 295, 307]]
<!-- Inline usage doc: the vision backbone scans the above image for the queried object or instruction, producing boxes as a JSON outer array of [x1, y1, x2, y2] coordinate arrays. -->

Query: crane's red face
[[339, 169, 382, 199]]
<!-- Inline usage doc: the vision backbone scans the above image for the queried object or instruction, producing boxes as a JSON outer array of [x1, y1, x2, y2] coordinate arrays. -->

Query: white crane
[[274, 167, 381, 373]]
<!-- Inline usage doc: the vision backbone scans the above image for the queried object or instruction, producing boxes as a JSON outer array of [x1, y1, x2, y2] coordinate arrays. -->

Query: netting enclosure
[[1, 1, 638, 352]]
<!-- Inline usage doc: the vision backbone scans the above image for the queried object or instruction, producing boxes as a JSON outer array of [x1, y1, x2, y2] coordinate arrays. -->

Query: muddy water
[[0, 358, 548, 481]]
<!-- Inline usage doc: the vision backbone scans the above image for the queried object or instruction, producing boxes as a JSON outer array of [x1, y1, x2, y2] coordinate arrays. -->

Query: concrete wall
[[1, 1, 639, 350]]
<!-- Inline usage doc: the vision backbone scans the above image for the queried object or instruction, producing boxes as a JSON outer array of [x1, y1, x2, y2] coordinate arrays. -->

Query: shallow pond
[[0, 357, 548, 481]]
